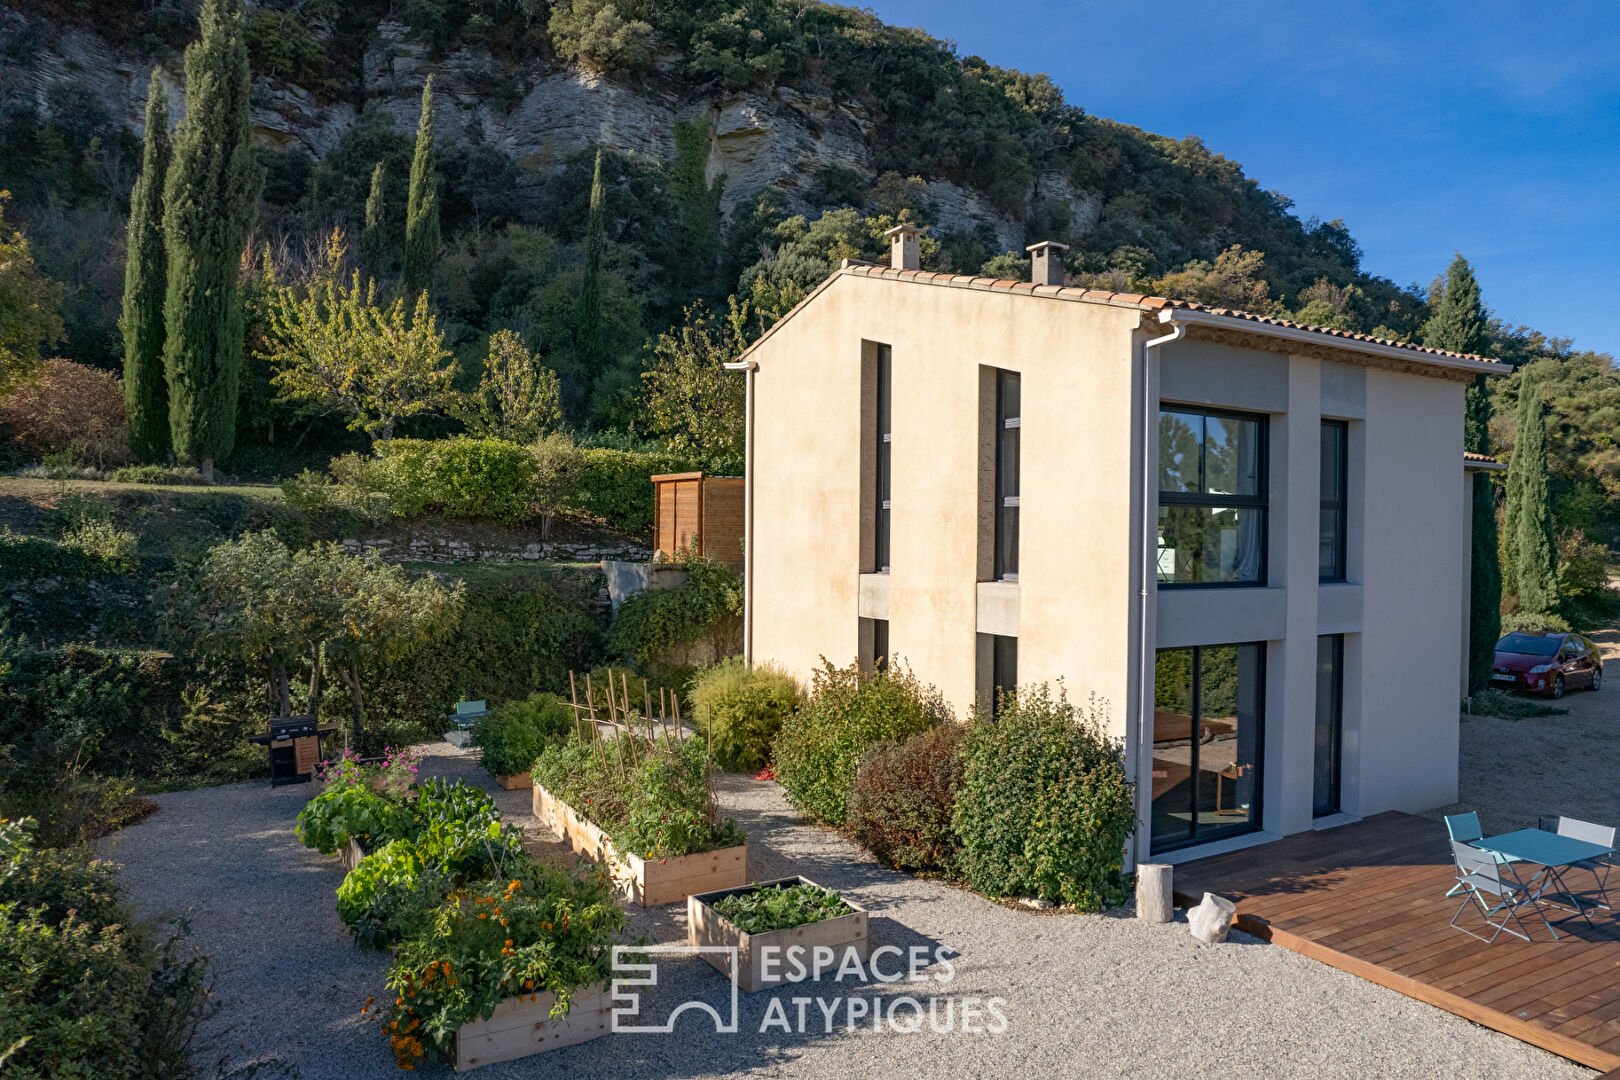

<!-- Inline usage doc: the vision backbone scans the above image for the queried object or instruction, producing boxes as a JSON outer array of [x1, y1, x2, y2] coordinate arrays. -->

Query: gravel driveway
[[105, 741, 1591, 1080], [1425, 620, 1620, 837]]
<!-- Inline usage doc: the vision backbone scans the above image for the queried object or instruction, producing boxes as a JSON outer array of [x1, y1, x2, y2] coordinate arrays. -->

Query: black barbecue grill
[[248, 714, 338, 786]]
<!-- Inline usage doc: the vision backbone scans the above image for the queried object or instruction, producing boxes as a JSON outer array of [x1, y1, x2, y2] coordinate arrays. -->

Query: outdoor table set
[[1444, 811, 1616, 944]]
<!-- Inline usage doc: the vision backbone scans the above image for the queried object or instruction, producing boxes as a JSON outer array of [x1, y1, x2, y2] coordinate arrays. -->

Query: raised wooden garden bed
[[532, 783, 747, 907], [339, 837, 366, 873], [492, 771, 531, 791], [687, 876, 869, 993], [453, 981, 610, 1072]]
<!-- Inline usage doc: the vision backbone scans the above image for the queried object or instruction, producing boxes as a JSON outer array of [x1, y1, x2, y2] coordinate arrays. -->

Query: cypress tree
[[121, 70, 171, 464], [1424, 253, 1499, 692], [162, 0, 260, 482], [362, 161, 388, 280], [1507, 367, 1558, 615], [575, 149, 605, 381], [403, 77, 439, 299]]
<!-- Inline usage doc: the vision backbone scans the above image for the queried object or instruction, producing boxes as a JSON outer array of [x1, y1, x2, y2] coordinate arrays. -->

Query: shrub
[[0, 359, 129, 467], [687, 657, 801, 772], [472, 692, 574, 777], [0, 819, 212, 1080], [773, 659, 951, 827], [1499, 611, 1571, 634], [107, 464, 204, 485], [373, 436, 539, 522], [604, 552, 742, 677], [563, 445, 695, 535], [953, 686, 1135, 910], [847, 722, 965, 876], [1466, 687, 1566, 720]]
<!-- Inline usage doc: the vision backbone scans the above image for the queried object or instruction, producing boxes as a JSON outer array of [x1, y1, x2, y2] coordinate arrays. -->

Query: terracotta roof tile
[[1463, 451, 1498, 463], [838, 263, 1501, 366]]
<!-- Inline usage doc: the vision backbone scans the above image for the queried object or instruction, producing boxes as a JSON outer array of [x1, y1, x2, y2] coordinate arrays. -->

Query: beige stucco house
[[728, 226, 1505, 865]]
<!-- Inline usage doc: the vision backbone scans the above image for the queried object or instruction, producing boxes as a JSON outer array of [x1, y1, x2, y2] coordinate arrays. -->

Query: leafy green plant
[[604, 552, 742, 672], [711, 880, 851, 934], [1499, 611, 1571, 634], [472, 693, 573, 778], [687, 657, 801, 772], [774, 659, 950, 827], [0, 817, 212, 1080], [107, 464, 205, 485], [296, 786, 412, 857], [532, 732, 743, 859], [379, 859, 626, 1069], [953, 685, 1135, 910], [847, 721, 965, 876]]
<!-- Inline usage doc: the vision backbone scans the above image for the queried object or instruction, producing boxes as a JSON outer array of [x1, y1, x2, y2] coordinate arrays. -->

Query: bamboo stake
[[568, 671, 585, 742]]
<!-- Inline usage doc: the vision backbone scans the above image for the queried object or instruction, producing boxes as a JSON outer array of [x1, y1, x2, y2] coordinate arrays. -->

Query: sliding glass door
[[1151, 643, 1265, 853]]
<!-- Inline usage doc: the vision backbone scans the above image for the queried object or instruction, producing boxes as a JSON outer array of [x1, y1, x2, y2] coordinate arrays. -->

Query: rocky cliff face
[[4, 8, 1094, 253]]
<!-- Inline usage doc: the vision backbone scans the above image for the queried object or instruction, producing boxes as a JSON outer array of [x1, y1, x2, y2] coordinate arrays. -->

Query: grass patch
[[1466, 688, 1568, 720]]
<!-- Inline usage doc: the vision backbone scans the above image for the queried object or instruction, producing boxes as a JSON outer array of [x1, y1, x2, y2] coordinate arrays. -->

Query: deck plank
[[1172, 812, 1620, 1073]]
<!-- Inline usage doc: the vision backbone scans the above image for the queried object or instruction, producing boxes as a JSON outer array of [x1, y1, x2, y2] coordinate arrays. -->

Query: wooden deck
[[1172, 812, 1620, 1072]]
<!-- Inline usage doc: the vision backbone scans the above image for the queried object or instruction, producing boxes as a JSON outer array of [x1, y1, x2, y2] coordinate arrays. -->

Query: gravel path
[[105, 742, 1591, 1080], [1424, 620, 1620, 837]]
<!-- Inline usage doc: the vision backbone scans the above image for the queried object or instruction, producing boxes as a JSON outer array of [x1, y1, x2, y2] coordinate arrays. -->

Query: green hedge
[[563, 447, 695, 536], [373, 437, 540, 523]]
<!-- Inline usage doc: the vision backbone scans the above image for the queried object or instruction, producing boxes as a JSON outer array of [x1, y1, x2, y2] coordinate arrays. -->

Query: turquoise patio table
[[1477, 827, 1616, 934]]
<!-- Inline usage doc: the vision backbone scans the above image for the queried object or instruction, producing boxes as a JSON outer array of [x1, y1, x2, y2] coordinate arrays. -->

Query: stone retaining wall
[[340, 538, 651, 564]]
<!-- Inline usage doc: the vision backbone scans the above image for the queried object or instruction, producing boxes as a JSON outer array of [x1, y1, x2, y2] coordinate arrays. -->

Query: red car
[[1491, 632, 1603, 698]]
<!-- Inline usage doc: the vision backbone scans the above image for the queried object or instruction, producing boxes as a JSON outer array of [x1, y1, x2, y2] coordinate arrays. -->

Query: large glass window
[[874, 345, 892, 572], [1157, 408, 1267, 585], [1313, 634, 1344, 817], [1151, 643, 1265, 853], [1320, 420, 1347, 581], [994, 371, 1020, 580]]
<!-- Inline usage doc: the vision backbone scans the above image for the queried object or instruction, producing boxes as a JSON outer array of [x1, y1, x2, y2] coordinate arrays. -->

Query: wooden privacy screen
[[651, 472, 744, 567]]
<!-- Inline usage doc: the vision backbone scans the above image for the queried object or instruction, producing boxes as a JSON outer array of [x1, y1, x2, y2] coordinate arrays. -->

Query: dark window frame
[[991, 634, 1017, 717], [1157, 404, 1270, 589], [1320, 419, 1348, 582], [1149, 642, 1267, 854], [994, 370, 1020, 581], [1313, 634, 1344, 818], [874, 345, 892, 573]]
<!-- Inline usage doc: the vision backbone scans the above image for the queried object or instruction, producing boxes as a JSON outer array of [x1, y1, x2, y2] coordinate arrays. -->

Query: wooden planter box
[[492, 771, 532, 791], [453, 981, 610, 1072], [532, 784, 747, 907], [687, 876, 869, 993], [339, 837, 366, 873]]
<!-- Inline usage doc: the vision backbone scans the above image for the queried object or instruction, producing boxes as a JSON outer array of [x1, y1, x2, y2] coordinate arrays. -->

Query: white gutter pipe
[[723, 358, 758, 664], [1134, 312, 1185, 867]]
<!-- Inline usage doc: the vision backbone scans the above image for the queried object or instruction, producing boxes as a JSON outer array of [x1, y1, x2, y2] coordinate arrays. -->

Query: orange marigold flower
[[477, 913, 488, 919]]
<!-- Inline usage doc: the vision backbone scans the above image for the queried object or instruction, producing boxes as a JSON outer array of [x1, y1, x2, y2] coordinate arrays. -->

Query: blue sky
[[861, 0, 1620, 358]]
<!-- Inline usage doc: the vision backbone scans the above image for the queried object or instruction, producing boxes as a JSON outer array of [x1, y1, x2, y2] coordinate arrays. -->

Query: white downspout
[[724, 358, 758, 664], [1134, 314, 1184, 867]]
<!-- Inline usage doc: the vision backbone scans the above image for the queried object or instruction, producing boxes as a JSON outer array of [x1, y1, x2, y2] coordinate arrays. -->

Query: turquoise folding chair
[[1449, 842, 1552, 943], [1444, 812, 1518, 896], [449, 700, 489, 730]]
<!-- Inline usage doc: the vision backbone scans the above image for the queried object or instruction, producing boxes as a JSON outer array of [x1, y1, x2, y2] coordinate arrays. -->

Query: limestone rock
[[1188, 892, 1236, 944]]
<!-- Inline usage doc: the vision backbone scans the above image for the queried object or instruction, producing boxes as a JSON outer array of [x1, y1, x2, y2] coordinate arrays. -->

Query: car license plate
[[1491, 673, 1514, 682]]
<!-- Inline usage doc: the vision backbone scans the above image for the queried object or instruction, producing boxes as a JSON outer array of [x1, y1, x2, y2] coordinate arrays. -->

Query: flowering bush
[[371, 860, 626, 1069], [847, 721, 965, 876]]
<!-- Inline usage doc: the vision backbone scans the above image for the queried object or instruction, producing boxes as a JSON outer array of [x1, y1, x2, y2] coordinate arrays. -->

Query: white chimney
[[884, 224, 926, 271], [1025, 240, 1069, 286]]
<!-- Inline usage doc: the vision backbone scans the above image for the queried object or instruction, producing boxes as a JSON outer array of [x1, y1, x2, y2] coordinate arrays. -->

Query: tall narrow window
[[871, 619, 889, 673], [991, 635, 1017, 715], [994, 371, 1021, 580], [1313, 634, 1344, 817], [1320, 420, 1347, 582], [1157, 407, 1268, 586], [874, 345, 892, 573]]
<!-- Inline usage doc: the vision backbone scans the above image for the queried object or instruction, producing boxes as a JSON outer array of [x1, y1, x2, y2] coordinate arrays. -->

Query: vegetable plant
[[471, 693, 572, 778], [374, 860, 627, 1069], [711, 881, 852, 934], [296, 786, 412, 856]]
